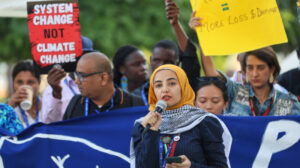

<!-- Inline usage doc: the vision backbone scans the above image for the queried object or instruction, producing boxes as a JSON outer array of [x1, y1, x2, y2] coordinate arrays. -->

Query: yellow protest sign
[[190, 0, 288, 55]]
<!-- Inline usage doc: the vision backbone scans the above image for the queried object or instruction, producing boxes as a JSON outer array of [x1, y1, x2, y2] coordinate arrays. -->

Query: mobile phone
[[166, 156, 182, 164], [53, 64, 62, 70]]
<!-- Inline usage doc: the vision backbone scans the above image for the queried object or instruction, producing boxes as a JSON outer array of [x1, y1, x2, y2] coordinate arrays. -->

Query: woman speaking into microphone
[[131, 64, 231, 168]]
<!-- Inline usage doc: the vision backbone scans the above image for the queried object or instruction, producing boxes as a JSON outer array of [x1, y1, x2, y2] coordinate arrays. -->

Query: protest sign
[[190, 0, 288, 55], [27, 0, 82, 73]]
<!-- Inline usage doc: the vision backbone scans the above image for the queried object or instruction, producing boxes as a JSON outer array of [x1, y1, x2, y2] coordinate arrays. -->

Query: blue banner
[[220, 116, 300, 168], [0, 107, 300, 168]]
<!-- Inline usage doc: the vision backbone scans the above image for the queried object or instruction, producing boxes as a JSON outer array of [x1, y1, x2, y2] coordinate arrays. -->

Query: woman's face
[[153, 70, 181, 108], [121, 50, 148, 83], [13, 71, 40, 97], [245, 55, 274, 89], [195, 85, 227, 115]]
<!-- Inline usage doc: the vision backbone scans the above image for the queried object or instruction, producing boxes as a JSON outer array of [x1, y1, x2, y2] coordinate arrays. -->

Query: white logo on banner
[[0, 133, 129, 167], [51, 154, 70, 168], [252, 120, 300, 168]]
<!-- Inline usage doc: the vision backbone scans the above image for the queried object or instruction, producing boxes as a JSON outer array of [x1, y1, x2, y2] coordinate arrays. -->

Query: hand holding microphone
[[142, 100, 167, 132]]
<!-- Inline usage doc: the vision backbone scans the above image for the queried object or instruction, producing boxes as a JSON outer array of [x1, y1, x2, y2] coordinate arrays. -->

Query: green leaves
[[0, 0, 299, 62]]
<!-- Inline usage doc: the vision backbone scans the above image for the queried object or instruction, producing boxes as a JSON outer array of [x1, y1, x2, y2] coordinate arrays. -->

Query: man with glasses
[[63, 52, 144, 120], [42, 36, 94, 123]]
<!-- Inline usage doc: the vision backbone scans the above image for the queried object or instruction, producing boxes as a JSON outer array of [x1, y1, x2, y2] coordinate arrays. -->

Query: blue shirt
[[0, 103, 23, 134], [224, 78, 300, 116]]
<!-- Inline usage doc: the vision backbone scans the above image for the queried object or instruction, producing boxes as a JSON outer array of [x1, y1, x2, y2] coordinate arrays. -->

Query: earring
[[269, 74, 274, 83], [245, 75, 249, 83], [121, 75, 128, 91]]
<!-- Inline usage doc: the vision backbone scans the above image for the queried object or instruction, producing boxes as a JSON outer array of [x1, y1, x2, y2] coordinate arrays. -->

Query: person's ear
[[223, 101, 229, 111], [100, 72, 109, 86], [119, 66, 125, 75], [271, 67, 275, 75]]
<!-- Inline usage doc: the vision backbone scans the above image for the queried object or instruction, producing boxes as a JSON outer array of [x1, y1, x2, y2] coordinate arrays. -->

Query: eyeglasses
[[74, 71, 103, 82]]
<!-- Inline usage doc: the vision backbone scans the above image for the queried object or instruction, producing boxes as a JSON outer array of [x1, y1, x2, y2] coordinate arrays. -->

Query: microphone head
[[155, 100, 167, 113]]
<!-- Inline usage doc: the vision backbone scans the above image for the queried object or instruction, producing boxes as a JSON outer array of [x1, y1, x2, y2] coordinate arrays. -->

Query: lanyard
[[237, 71, 244, 85], [249, 90, 277, 116], [159, 134, 180, 168], [141, 83, 149, 106], [84, 91, 116, 117], [64, 78, 78, 95], [20, 97, 40, 127]]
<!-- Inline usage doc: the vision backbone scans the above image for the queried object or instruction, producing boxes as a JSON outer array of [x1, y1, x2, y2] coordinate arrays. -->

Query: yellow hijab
[[148, 64, 195, 111]]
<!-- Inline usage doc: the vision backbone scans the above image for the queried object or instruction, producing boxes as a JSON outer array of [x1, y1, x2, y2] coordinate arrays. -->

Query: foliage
[[0, 0, 299, 63], [78, 0, 192, 58]]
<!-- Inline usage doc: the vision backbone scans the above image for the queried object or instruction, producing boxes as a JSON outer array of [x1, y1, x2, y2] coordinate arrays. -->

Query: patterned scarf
[[159, 105, 211, 134]]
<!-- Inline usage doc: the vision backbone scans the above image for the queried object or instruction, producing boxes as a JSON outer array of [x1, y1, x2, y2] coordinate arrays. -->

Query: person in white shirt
[[8, 60, 44, 128]]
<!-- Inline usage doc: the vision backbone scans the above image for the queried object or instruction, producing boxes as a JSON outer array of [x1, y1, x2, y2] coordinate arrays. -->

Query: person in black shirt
[[63, 52, 144, 120], [132, 2, 201, 104], [278, 45, 300, 101]]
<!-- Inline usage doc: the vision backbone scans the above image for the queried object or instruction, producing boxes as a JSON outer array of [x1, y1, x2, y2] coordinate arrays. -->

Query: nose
[[252, 68, 258, 77], [75, 77, 81, 85], [205, 102, 213, 111], [157, 62, 164, 68], [162, 84, 169, 93]]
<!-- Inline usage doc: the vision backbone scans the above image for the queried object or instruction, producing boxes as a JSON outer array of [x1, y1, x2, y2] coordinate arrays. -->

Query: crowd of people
[[1, 1, 300, 168]]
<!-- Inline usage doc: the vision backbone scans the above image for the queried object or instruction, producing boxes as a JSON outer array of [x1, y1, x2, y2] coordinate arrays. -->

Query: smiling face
[[245, 54, 274, 89], [153, 69, 181, 108]]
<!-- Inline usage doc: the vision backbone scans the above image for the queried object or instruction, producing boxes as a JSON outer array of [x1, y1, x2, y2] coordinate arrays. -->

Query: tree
[[0, 0, 299, 63]]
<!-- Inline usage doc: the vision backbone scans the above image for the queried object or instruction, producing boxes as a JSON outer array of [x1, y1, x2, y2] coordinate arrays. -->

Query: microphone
[[144, 100, 167, 133], [154, 100, 167, 114]]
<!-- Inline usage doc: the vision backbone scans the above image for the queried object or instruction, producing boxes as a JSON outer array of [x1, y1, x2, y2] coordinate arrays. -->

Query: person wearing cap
[[41, 36, 95, 123]]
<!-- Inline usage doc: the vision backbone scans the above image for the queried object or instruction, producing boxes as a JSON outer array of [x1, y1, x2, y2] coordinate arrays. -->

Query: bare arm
[[166, 0, 188, 51], [189, 11, 218, 77]]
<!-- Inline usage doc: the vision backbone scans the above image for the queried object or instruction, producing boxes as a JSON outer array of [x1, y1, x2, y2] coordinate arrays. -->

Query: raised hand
[[165, 0, 179, 25], [8, 87, 28, 108], [47, 65, 66, 99], [189, 11, 202, 31]]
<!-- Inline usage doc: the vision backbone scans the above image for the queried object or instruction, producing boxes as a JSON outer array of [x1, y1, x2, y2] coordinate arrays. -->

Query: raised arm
[[166, 2, 201, 91], [189, 11, 219, 77], [41, 66, 66, 123], [166, 0, 188, 51]]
